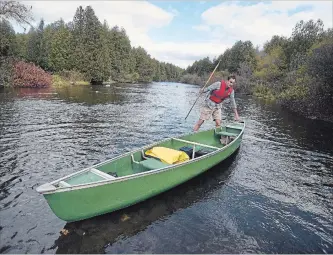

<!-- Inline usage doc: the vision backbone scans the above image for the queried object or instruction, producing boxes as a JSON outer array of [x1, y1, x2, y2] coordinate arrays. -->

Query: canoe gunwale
[[37, 122, 245, 195]]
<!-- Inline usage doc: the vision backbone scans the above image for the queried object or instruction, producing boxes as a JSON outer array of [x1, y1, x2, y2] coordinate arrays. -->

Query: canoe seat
[[139, 158, 170, 170], [215, 131, 238, 137]]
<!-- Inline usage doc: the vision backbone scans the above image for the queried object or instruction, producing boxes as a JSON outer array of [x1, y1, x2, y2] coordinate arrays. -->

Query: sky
[[11, 0, 333, 69]]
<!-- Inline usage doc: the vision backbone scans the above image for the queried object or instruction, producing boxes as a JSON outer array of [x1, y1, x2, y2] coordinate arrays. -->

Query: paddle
[[184, 59, 221, 120]]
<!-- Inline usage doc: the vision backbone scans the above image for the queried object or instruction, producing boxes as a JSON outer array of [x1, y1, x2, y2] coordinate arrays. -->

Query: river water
[[0, 82, 332, 254]]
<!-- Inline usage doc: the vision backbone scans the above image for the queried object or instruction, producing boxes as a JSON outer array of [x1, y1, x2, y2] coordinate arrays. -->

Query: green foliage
[[278, 84, 309, 101], [180, 18, 331, 120], [229, 40, 257, 73], [284, 19, 325, 70], [49, 21, 72, 71], [133, 47, 154, 82], [179, 73, 203, 85], [2, 4, 183, 85], [307, 43, 333, 106], [56, 70, 87, 84], [254, 46, 287, 84], [213, 40, 257, 74], [0, 56, 14, 87], [0, 18, 16, 87], [252, 84, 276, 101], [0, 18, 16, 57], [236, 62, 254, 93], [109, 26, 133, 82], [52, 74, 89, 87], [263, 35, 288, 54], [26, 19, 48, 70], [185, 57, 213, 76], [14, 32, 28, 59]]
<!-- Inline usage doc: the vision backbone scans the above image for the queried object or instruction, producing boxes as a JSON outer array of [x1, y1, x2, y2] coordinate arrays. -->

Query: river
[[0, 82, 332, 254]]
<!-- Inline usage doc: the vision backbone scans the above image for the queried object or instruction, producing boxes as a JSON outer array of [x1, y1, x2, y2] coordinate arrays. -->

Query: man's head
[[226, 75, 236, 87]]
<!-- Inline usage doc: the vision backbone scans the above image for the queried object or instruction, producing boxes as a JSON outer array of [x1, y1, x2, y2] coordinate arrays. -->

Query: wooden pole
[[184, 59, 221, 120]]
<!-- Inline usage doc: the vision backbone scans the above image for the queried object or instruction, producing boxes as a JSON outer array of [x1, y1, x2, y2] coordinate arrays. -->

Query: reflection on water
[[0, 83, 332, 254]]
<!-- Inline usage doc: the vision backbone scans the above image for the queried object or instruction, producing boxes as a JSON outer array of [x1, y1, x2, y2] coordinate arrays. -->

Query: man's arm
[[200, 81, 220, 94]]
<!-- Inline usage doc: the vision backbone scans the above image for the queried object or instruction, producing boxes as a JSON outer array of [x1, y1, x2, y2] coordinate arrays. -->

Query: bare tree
[[0, 1, 34, 30]]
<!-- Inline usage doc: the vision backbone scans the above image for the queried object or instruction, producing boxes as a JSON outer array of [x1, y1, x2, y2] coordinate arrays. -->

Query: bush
[[13, 61, 52, 88], [236, 62, 253, 93], [0, 57, 14, 87], [252, 83, 276, 100], [179, 73, 203, 85], [56, 70, 86, 83], [307, 43, 333, 90]]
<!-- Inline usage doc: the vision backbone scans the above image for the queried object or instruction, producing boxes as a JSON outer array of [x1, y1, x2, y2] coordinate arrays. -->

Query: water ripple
[[0, 84, 332, 254]]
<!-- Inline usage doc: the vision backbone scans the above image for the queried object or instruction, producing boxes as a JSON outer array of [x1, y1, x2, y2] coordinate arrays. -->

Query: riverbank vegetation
[[1, 1, 332, 121], [0, 1, 184, 88], [180, 19, 333, 121]]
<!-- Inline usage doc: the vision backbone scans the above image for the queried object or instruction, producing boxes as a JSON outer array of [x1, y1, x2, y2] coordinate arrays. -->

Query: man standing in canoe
[[193, 75, 240, 132]]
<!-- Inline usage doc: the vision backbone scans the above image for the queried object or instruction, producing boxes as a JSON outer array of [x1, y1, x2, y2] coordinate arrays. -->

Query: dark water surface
[[0, 82, 332, 254]]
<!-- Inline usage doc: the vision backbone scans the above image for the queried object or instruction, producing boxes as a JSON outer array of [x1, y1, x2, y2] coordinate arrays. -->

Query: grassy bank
[[51, 74, 89, 87]]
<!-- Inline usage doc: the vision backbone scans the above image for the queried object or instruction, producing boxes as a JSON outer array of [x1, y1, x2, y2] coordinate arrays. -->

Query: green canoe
[[36, 121, 245, 222]]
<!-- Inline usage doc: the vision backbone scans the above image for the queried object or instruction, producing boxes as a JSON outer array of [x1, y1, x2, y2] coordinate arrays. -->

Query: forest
[[0, 2, 184, 87]]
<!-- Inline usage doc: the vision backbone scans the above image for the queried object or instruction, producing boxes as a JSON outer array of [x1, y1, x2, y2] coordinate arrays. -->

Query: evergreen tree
[[49, 21, 72, 71], [0, 18, 17, 57], [26, 19, 48, 69], [71, 6, 86, 74]]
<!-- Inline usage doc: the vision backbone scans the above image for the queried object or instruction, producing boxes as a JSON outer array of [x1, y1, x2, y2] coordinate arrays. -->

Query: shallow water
[[0, 83, 332, 254]]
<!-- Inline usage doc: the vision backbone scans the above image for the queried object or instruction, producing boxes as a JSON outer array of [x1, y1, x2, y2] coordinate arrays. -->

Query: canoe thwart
[[90, 168, 116, 180], [172, 138, 219, 150], [215, 131, 238, 137]]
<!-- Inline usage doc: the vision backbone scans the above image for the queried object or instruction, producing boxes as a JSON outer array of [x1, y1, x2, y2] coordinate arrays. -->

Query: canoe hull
[[39, 122, 245, 222]]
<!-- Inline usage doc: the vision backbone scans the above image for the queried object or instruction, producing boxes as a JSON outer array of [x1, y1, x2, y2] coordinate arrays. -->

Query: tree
[[0, 18, 16, 87], [228, 40, 257, 73], [0, 18, 16, 57], [109, 26, 132, 82], [49, 21, 73, 71], [285, 19, 325, 70], [308, 43, 333, 92], [263, 35, 288, 54], [71, 6, 86, 74], [0, 1, 33, 30], [26, 19, 48, 69]]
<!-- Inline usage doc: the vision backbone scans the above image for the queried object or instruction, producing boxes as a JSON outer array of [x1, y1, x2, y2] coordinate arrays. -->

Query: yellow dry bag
[[145, 147, 190, 164]]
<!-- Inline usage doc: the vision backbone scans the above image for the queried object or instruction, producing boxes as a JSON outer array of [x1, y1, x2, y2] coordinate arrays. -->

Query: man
[[193, 75, 240, 132]]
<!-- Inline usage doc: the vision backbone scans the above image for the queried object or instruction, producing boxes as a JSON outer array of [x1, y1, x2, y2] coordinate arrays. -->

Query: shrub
[[236, 62, 253, 93], [307, 43, 333, 90], [252, 83, 276, 101], [56, 70, 86, 84], [13, 61, 52, 88], [0, 57, 14, 87], [51, 74, 68, 87], [179, 73, 203, 85]]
